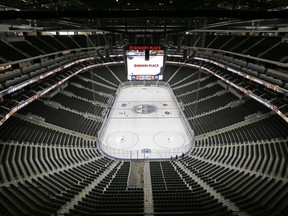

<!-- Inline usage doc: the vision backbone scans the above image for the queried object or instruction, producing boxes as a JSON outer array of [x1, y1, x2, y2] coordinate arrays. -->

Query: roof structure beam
[[1, 9, 288, 20]]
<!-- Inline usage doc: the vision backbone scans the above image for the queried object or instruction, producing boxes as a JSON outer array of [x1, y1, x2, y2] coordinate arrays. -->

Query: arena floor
[[98, 86, 193, 159]]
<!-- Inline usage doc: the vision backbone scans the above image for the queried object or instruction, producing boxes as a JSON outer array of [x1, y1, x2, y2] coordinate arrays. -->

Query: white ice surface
[[99, 86, 193, 159]]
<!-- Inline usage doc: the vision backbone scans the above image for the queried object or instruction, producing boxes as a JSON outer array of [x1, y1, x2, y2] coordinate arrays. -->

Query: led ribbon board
[[124, 45, 166, 81]]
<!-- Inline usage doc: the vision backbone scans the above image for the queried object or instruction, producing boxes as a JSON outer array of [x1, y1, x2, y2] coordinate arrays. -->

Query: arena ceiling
[[0, 0, 288, 33]]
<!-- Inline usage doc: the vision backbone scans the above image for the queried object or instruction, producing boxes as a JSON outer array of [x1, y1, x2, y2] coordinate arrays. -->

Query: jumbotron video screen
[[125, 45, 166, 81]]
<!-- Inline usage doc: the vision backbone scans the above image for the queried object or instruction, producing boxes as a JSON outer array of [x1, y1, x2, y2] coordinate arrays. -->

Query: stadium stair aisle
[[0, 142, 103, 186], [78, 68, 116, 85], [195, 111, 275, 140], [67, 83, 112, 106], [188, 143, 288, 182], [195, 114, 288, 146], [172, 76, 214, 96], [50, 93, 106, 118], [43, 100, 103, 122], [144, 161, 154, 215], [187, 99, 238, 120], [172, 160, 245, 215], [127, 161, 144, 188], [165, 65, 184, 84], [170, 70, 199, 88], [16, 100, 102, 137], [76, 75, 118, 93], [14, 113, 98, 142], [178, 155, 288, 215], [91, 73, 119, 88], [100, 65, 127, 82], [105, 66, 124, 84], [69, 161, 145, 215], [175, 81, 221, 99], [182, 88, 229, 108], [0, 116, 98, 148], [57, 160, 121, 215], [0, 156, 115, 215], [61, 90, 108, 110], [76, 66, 120, 88], [187, 98, 272, 136], [150, 161, 233, 215]]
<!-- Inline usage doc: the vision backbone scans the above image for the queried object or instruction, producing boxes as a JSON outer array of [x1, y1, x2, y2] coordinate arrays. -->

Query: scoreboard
[[124, 45, 166, 81]]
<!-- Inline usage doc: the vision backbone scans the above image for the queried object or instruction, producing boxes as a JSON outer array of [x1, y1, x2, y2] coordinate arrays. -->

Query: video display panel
[[125, 45, 165, 81]]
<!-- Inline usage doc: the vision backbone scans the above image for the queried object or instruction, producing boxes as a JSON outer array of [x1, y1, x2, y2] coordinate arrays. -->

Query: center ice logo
[[132, 104, 158, 114]]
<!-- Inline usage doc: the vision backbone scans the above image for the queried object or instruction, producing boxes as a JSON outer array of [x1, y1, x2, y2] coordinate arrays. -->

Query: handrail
[[0, 57, 95, 98], [192, 46, 288, 68], [193, 56, 288, 96], [0, 46, 102, 67]]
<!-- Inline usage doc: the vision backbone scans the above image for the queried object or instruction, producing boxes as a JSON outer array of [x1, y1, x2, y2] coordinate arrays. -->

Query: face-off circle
[[106, 131, 139, 149], [153, 131, 185, 149], [132, 104, 158, 114]]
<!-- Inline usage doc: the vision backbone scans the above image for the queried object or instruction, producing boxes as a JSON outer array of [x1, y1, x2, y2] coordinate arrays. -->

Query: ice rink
[[98, 86, 193, 159]]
